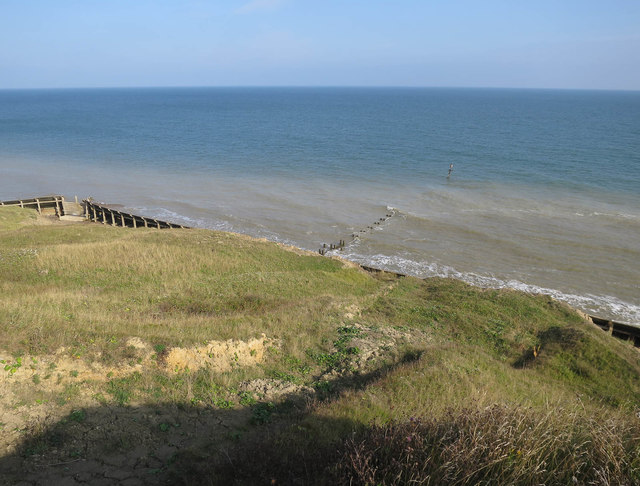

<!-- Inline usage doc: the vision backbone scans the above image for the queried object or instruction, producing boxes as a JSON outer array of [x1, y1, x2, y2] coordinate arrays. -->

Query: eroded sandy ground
[[0, 335, 278, 485], [0, 321, 420, 485]]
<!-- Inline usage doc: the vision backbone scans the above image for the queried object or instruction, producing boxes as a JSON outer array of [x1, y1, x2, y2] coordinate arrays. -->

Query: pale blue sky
[[1, 0, 638, 90]]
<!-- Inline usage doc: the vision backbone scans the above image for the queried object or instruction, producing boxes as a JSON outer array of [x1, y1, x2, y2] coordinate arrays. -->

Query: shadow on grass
[[0, 351, 422, 486], [513, 326, 584, 369]]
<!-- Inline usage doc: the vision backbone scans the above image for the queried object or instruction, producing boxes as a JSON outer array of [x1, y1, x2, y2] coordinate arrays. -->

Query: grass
[[335, 405, 640, 485], [0, 208, 376, 361], [2, 206, 640, 485], [0, 206, 37, 230]]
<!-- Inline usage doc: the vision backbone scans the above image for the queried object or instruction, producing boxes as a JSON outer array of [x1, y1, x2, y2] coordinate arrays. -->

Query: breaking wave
[[338, 251, 640, 325]]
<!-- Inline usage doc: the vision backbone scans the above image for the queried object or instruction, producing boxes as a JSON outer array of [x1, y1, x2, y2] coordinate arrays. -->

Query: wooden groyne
[[83, 199, 188, 229], [590, 315, 640, 347], [318, 208, 397, 255], [0, 195, 65, 216], [0, 195, 188, 229]]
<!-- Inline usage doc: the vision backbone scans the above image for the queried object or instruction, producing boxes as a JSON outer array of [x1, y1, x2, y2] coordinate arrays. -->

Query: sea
[[1, 87, 639, 324]]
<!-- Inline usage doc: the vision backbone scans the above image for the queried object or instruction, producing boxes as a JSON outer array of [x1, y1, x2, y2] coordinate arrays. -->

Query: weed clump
[[307, 325, 363, 373]]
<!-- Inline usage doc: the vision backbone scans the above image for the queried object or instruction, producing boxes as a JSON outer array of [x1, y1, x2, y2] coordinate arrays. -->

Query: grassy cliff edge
[[1, 206, 639, 485]]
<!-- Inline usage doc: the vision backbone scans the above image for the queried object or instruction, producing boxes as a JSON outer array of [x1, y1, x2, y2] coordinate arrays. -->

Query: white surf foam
[[335, 251, 640, 325]]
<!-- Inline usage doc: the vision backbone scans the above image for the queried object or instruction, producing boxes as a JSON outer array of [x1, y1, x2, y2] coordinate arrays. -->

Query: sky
[[1, 0, 639, 90]]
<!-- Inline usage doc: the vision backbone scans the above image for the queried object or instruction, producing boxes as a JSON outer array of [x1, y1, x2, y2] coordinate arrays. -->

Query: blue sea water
[[1, 87, 639, 323]]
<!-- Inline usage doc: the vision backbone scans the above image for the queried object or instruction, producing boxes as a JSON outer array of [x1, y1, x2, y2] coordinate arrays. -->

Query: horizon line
[[1, 84, 639, 93]]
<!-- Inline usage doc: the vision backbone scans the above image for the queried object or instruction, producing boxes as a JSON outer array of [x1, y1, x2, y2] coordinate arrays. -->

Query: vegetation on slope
[[1, 206, 639, 485]]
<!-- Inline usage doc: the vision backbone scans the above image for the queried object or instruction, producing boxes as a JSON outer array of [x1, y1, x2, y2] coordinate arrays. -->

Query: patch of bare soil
[[165, 334, 276, 373], [33, 211, 85, 226], [0, 335, 279, 485], [0, 321, 422, 485], [350, 323, 416, 371]]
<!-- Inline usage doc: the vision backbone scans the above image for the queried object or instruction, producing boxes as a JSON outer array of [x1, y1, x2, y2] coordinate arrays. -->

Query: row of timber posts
[[590, 315, 640, 347], [0, 195, 188, 229], [83, 199, 188, 229], [0, 195, 65, 216], [318, 209, 397, 255], [319, 240, 346, 256]]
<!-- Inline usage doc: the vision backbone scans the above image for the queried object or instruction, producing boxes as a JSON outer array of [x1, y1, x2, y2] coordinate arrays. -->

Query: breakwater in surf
[[318, 208, 397, 255]]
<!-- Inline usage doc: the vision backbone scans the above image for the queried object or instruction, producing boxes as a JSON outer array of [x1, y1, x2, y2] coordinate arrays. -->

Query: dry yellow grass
[[0, 209, 379, 359]]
